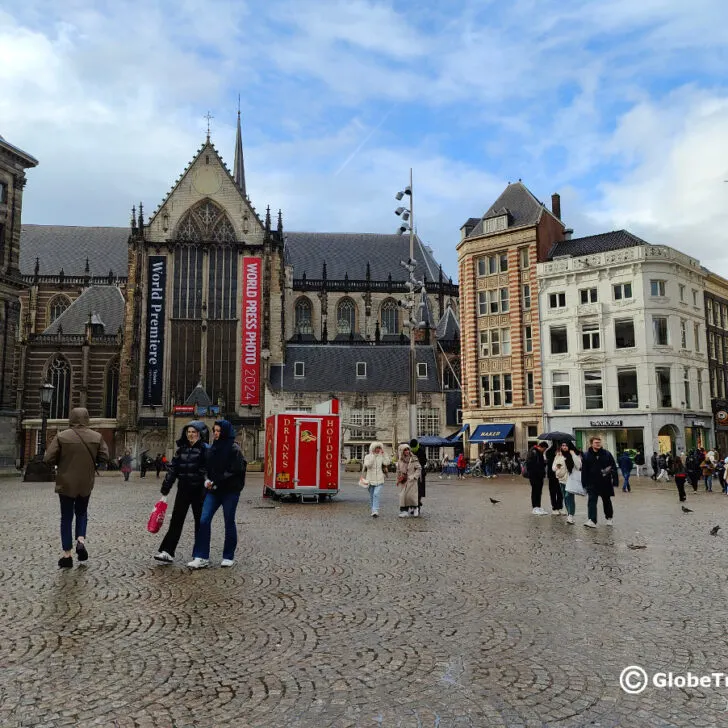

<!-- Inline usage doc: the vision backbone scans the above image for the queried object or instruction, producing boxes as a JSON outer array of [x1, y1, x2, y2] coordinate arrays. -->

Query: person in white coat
[[361, 441, 388, 517], [552, 441, 582, 525]]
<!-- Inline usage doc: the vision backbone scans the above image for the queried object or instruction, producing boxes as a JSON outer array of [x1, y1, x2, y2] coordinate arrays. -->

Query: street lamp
[[395, 170, 420, 441], [24, 382, 55, 481]]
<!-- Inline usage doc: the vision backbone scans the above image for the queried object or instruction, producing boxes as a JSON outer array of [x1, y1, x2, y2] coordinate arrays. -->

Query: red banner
[[318, 415, 340, 489], [240, 257, 262, 405]]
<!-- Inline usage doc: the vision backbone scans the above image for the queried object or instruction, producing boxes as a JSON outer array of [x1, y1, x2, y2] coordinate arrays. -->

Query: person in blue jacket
[[618, 450, 633, 493]]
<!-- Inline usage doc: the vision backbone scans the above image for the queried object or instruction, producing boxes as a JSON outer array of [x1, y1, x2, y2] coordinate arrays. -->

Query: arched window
[[48, 356, 71, 420], [380, 299, 399, 335], [48, 295, 71, 325], [295, 298, 313, 334], [105, 358, 120, 418], [336, 298, 356, 335], [174, 199, 236, 242]]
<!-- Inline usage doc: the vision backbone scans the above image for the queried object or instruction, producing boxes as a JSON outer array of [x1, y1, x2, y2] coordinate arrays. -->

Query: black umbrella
[[537, 431, 575, 441]]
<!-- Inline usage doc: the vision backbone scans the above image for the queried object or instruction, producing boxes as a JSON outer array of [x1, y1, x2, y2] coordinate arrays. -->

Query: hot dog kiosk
[[263, 400, 341, 502]]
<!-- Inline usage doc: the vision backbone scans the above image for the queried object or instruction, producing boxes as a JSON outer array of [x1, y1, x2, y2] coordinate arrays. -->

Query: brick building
[[704, 270, 728, 452], [457, 182, 564, 455]]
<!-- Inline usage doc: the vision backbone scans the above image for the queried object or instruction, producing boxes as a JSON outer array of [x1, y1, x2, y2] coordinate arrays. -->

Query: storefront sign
[[692, 420, 706, 427], [589, 419, 623, 427], [143, 256, 166, 406], [716, 410, 728, 423], [240, 257, 262, 406], [172, 405, 194, 414]]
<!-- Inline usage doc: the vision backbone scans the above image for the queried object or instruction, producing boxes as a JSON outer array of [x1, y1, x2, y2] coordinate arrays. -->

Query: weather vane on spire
[[204, 111, 214, 141]]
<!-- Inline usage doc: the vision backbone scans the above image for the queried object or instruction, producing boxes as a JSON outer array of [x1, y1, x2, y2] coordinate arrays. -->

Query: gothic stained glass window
[[174, 199, 237, 243], [48, 356, 71, 420], [105, 358, 120, 418], [337, 298, 356, 335], [49, 295, 71, 325], [295, 298, 313, 334], [380, 299, 399, 335]]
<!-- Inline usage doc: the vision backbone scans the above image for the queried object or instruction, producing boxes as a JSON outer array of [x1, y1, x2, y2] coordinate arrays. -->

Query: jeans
[[485, 463, 493, 476], [368, 483, 383, 513], [193, 490, 241, 561], [587, 492, 613, 523], [560, 483, 575, 516], [159, 486, 204, 557], [621, 469, 631, 492], [59, 494, 90, 551], [529, 477, 543, 508], [704, 475, 713, 492]]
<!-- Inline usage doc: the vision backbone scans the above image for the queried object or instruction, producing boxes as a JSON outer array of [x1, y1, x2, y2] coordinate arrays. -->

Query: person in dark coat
[[188, 420, 246, 569], [673, 456, 687, 502], [685, 450, 700, 491], [581, 436, 618, 527], [154, 453, 163, 478], [545, 442, 565, 515], [650, 452, 658, 480], [526, 441, 548, 514], [618, 450, 633, 492], [154, 422, 209, 564], [634, 448, 645, 477], [409, 439, 427, 512]]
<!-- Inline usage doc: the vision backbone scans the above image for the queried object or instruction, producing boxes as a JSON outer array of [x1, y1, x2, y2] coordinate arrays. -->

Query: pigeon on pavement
[[681, 506, 693, 513], [489, 498, 500, 504], [710, 525, 721, 536]]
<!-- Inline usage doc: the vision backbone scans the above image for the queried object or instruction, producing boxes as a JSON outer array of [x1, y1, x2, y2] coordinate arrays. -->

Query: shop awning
[[448, 424, 469, 441], [469, 424, 514, 444], [417, 435, 459, 446]]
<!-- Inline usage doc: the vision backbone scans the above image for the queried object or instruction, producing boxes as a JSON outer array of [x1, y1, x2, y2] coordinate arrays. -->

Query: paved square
[[1, 472, 727, 727]]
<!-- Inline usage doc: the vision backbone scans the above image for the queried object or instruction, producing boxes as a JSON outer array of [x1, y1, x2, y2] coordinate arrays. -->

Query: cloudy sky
[[2, 0, 728, 280]]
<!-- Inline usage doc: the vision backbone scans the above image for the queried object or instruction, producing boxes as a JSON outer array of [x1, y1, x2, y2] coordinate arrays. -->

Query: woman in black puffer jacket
[[153, 421, 208, 564]]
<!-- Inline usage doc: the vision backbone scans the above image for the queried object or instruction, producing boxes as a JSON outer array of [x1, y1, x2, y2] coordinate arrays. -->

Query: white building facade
[[538, 234, 713, 457]]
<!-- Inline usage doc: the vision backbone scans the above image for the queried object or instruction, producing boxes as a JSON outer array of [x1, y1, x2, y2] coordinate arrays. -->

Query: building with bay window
[[538, 231, 712, 455]]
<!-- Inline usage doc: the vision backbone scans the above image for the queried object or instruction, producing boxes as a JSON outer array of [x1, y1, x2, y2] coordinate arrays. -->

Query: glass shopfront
[[575, 426, 644, 456]]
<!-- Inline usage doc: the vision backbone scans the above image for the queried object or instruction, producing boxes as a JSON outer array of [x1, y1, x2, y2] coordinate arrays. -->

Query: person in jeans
[[188, 420, 246, 568], [701, 455, 715, 492], [526, 441, 548, 515], [154, 422, 209, 564], [618, 450, 633, 492], [552, 442, 581, 524], [581, 436, 618, 528], [361, 441, 387, 517], [44, 407, 110, 568]]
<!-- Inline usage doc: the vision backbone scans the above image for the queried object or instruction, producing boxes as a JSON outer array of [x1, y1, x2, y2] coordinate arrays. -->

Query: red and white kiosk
[[263, 399, 341, 502]]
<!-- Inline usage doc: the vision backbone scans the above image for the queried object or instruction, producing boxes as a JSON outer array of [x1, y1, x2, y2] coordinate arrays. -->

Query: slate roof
[[19, 225, 129, 276], [270, 345, 441, 393], [44, 286, 126, 335], [549, 230, 649, 259], [466, 182, 561, 238], [436, 307, 460, 341], [286, 232, 442, 282]]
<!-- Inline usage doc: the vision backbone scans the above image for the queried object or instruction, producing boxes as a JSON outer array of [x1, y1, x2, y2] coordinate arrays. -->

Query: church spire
[[233, 99, 246, 196]]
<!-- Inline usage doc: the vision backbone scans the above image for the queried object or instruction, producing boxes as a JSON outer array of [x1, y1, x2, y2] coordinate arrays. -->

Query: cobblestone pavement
[[1, 472, 728, 727]]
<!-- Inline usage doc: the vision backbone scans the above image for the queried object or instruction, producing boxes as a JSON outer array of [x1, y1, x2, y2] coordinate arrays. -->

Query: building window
[[519, 248, 529, 268], [173, 247, 204, 318], [679, 284, 685, 302], [526, 371, 535, 405], [104, 358, 120, 418], [549, 292, 566, 309], [294, 361, 305, 378], [483, 215, 508, 234], [294, 298, 313, 335], [380, 299, 398, 334], [692, 289, 698, 306], [584, 370, 604, 409], [653, 316, 669, 346], [694, 323, 701, 353], [48, 356, 71, 420], [481, 374, 512, 407], [522, 284, 531, 309], [480, 328, 510, 357], [615, 319, 635, 348], [524, 325, 533, 353], [526, 424, 539, 449], [479, 330, 489, 357], [698, 371, 704, 410], [456, 408, 463, 424], [337, 298, 356, 335], [356, 362, 367, 378], [613, 282, 633, 300], [579, 287, 598, 304], [349, 444, 367, 461], [656, 367, 672, 407], [48, 295, 71, 325], [683, 367, 691, 408], [0, 181, 7, 203], [478, 254, 507, 275], [477, 292, 487, 316], [650, 279, 666, 297], [618, 369, 639, 409], [351, 407, 376, 428], [708, 304, 714, 326], [417, 408, 440, 436], [582, 323, 600, 351], [680, 319, 688, 349], [500, 287, 510, 313], [550, 326, 568, 354], [417, 362, 428, 378], [477, 257, 486, 276], [552, 372, 570, 410], [501, 328, 511, 355]]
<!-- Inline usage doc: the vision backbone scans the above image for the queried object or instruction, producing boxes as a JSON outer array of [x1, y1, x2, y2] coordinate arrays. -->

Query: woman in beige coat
[[44, 408, 110, 568], [396, 443, 421, 518]]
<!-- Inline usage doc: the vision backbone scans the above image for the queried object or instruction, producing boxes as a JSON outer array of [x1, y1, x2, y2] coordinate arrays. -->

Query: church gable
[[145, 140, 264, 245]]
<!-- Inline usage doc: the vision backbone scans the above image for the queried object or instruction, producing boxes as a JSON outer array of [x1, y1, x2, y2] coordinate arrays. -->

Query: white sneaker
[[398, 511, 410, 518], [605, 519, 614, 527], [412, 508, 419, 517], [153, 551, 173, 563], [566, 515, 574, 524], [532, 507, 548, 515], [187, 557, 210, 569], [551, 509, 561, 516], [371, 511, 378, 518], [220, 559, 235, 567], [584, 520, 597, 528]]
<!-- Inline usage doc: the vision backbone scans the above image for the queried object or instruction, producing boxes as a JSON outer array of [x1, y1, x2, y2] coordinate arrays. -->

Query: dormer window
[[294, 361, 305, 378], [417, 362, 428, 378], [483, 214, 508, 234], [356, 362, 367, 378]]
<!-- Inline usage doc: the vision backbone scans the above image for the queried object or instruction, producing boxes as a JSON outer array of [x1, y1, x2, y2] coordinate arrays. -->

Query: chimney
[[551, 193, 561, 220], [564, 228, 573, 240]]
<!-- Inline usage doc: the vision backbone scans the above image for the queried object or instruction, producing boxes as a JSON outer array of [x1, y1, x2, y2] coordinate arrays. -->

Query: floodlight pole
[[408, 168, 417, 442]]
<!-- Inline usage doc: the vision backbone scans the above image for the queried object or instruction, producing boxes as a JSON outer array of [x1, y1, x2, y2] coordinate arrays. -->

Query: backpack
[[521, 462, 529, 479]]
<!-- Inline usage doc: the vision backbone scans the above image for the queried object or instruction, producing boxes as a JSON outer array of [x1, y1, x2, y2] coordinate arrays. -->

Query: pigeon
[[681, 506, 693, 513], [710, 525, 721, 536], [489, 498, 500, 504], [627, 544, 647, 550]]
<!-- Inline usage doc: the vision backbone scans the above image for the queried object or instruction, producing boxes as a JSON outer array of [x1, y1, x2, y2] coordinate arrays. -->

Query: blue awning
[[417, 435, 458, 446], [448, 424, 469, 441], [469, 424, 514, 444]]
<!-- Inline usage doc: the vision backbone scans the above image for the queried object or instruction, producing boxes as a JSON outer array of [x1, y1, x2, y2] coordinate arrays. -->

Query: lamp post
[[24, 382, 55, 482], [395, 169, 421, 441]]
